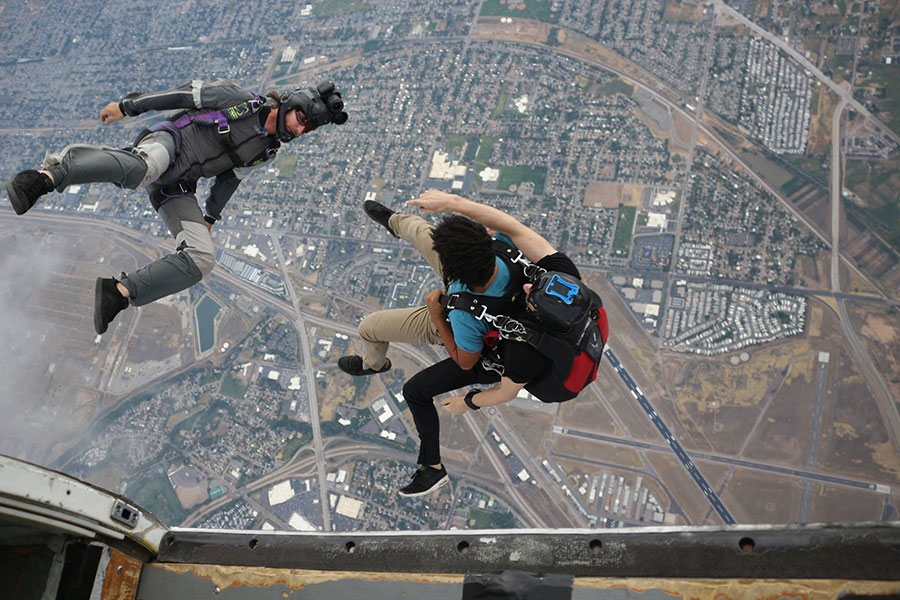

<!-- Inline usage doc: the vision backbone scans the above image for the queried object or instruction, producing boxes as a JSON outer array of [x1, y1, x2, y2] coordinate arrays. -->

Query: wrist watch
[[464, 388, 481, 411], [204, 215, 216, 225]]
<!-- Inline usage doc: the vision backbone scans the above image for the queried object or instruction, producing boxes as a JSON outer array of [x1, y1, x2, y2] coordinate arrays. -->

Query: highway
[[604, 348, 737, 524]]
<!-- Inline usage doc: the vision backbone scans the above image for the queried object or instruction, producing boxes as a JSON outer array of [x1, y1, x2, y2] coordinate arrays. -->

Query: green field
[[866, 65, 900, 137], [274, 153, 299, 178], [496, 165, 547, 195], [444, 134, 467, 154], [475, 136, 496, 163], [613, 205, 637, 253], [313, 0, 371, 17], [480, 0, 559, 23], [596, 78, 634, 97], [467, 508, 518, 528], [845, 158, 900, 252], [781, 176, 807, 196], [220, 373, 247, 399], [126, 471, 186, 525]]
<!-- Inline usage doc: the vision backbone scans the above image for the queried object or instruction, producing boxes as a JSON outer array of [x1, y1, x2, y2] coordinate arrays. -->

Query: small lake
[[196, 296, 221, 353]]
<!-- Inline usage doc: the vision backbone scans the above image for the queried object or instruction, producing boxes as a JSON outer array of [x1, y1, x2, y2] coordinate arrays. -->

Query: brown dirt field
[[808, 303, 824, 338], [819, 344, 900, 483], [126, 302, 183, 362], [808, 88, 839, 156], [645, 451, 710, 525], [720, 467, 803, 524], [662, 0, 703, 22], [502, 406, 555, 458], [473, 17, 551, 44], [621, 184, 646, 208], [558, 387, 623, 436], [584, 181, 624, 208], [846, 300, 900, 411], [664, 342, 816, 457], [796, 254, 828, 289], [552, 434, 645, 468], [672, 110, 695, 146], [808, 484, 886, 523], [742, 354, 816, 465], [440, 409, 482, 455], [839, 261, 880, 296]]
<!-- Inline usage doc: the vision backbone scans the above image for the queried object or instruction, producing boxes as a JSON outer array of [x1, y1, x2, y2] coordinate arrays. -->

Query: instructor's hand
[[442, 396, 468, 416], [100, 102, 124, 123], [407, 189, 460, 214]]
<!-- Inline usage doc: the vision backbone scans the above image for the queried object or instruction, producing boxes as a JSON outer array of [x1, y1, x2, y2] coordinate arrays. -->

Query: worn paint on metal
[[150, 563, 464, 591], [147, 564, 900, 599], [102, 548, 143, 600]]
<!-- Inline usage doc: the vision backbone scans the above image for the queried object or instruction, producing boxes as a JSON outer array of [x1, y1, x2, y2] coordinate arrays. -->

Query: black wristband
[[464, 388, 481, 411], [204, 215, 217, 225], [118, 101, 126, 116]]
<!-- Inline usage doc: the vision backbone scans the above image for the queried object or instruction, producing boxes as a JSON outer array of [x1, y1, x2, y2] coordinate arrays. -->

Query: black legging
[[402, 358, 501, 465]]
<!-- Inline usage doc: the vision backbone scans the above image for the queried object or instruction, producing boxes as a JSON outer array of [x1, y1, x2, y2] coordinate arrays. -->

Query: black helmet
[[276, 81, 348, 142]]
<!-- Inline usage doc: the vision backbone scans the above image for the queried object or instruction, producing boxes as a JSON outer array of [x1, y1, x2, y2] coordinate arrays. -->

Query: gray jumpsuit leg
[[42, 133, 216, 306], [119, 194, 216, 306]]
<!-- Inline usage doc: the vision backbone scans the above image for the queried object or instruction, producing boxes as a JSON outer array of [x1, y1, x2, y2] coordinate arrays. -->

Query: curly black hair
[[431, 215, 496, 289]]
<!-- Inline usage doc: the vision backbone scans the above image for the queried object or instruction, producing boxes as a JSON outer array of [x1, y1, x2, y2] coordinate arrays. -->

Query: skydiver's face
[[284, 109, 307, 139]]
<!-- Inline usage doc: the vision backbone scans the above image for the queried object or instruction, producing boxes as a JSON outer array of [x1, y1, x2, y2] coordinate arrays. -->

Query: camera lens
[[332, 111, 348, 125], [328, 97, 344, 112]]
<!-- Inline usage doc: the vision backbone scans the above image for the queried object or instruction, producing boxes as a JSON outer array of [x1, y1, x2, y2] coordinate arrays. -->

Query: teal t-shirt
[[446, 233, 514, 354]]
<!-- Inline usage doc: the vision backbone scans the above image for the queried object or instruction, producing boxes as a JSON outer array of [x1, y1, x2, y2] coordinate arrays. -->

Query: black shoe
[[363, 200, 398, 238], [94, 277, 130, 335], [338, 355, 391, 376], [6, 170, 54, 215], [399, 465, 449, 497]]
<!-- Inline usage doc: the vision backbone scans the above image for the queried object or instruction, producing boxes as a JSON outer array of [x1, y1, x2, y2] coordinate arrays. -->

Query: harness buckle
[[472, 304, 488, 321], [217, 123, 231, 135]]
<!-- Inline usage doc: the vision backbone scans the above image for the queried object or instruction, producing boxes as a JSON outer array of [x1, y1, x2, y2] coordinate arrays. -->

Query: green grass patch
[[844, 158, 900, 253], [778, 153, 829, 189], [221, 373, 247, 399], [277, 435, 308, 461], [476, 136, 496, 163], [781, 177, 807, 196], [468, 507, 493, 528], [865, 65, 900, 137], [274, 153, 299, 178], [313, 0, 371, 17], [613, 205, 637, 253], [480, 0, 559, 23], [494, 82, 510, 117], [596, 78, 634, 97], [463, 135, 482, 161], [496, 165, 547, 195], [444, 134, 467, 154], [126, 471, 187, 525]]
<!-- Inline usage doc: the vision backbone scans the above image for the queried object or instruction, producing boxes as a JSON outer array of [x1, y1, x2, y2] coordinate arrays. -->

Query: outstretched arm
[[408, 190, 556, 263], [100, 79, 255, 123], [441, 377, 525, 415]]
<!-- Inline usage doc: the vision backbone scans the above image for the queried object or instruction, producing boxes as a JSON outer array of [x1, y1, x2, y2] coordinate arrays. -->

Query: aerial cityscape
[[0, 0, 898, 532]]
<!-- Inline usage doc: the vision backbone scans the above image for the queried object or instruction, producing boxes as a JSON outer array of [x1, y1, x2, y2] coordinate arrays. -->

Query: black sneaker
[[338, 355, 391, 376], [94, 277, 130, 335], [363, 200, 399, 238], [398, 465, 449, 497], [6, 170, 54, 215]]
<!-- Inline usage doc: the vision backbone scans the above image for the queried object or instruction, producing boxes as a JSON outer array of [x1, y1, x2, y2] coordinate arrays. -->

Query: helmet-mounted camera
[[276, 81, 348, 142]]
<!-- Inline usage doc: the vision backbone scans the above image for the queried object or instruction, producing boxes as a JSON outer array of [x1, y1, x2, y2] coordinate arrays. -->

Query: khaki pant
[[359, 213, 444, 370]]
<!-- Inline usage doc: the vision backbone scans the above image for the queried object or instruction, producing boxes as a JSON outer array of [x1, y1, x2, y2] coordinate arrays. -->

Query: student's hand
[[100, 102, 124, 123], [442, 396, 469, 416], [425, 289, 444, 319], [205, 220, 213, 232], [407, 190, 460, 214]]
